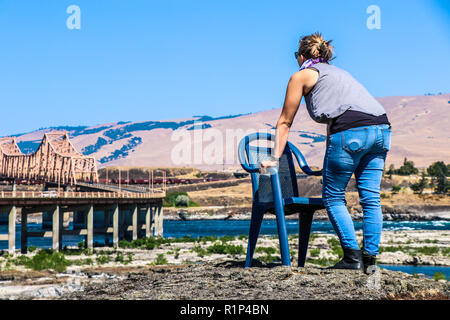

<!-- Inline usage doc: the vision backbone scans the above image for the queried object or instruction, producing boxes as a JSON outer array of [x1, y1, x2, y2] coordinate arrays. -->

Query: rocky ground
[[0, 261, 448, 301], [60, 262, 449, 300], [0, 230, 448, 300]]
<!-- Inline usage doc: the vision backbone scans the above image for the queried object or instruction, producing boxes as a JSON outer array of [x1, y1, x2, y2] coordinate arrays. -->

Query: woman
[[260, 32, 391, 274]]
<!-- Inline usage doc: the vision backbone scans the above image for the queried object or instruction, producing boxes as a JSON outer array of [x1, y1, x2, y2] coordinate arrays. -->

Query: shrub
[[199, 236, 219, 244], [218, 235, 235, 243], [413, 246, 439, 255], [172, 248, 180, 259], [25, 250, 69, 272], [115, 252, 125, 263], [153, 253, 168, 265], [309, 248, 321, 257], [259, 253, 279, 264], [192, 245, 208, 257], [69, 258, 93, 266], [441, 248, 450, 256], [326, 238, 343, 257], [379, 246, 407, 254], [307, 257, 339, 267], [433, 272, 446, 281], [96, 254, 111, 264], [207, 242, 245, 255], [255, 246, 277, 255], [175, 194, 189, 207], [119, 240, 131, 249], [11, 255, 30, 266], [126, 253, 133, 264], [391, 185, 401, 194], [164, 191, 199, 207]]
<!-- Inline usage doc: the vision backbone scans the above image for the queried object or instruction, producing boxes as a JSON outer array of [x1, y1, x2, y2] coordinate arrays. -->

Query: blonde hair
[[298, 32, 334, 61]]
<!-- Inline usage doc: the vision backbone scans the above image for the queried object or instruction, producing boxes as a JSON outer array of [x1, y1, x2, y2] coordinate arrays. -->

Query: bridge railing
[[75, 181, 165, 194], [0, 190, 165, 199]]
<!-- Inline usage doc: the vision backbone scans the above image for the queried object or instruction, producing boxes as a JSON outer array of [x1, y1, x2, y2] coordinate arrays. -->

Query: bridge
[[0, 131, 166, 255], [0, 131, 98, 185]]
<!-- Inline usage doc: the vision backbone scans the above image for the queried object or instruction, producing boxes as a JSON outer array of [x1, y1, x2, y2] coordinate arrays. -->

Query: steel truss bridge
[[0, 131, 98, 185]]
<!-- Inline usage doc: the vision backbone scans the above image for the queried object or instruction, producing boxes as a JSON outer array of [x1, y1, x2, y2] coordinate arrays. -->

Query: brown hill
[[12, 93, 450, 170]]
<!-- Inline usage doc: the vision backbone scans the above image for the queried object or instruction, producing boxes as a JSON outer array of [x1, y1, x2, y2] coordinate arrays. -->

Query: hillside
[[10, 93, 450, 170]]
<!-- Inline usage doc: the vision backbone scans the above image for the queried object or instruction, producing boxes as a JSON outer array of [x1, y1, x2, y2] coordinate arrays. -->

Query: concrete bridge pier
[[154, 205, 164, 237], [9, 206, 16, 255], [21, 209, 27, 254], [1, 195, 164, 254], [52, 205, 62, 252], [0, 205, 17, 255], [145, 204, 153, 238]]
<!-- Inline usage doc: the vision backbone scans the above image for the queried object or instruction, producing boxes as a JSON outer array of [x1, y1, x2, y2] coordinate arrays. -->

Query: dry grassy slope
[[13, 93, 450, 170], [186, 175, 450, 208]]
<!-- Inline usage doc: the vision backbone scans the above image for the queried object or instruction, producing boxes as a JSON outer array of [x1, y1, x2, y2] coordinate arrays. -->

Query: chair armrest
[[302, 167, 323, 176], [239, 163, 260, 174], [238, 133, 271, 173], [288, 142, 323, 176]]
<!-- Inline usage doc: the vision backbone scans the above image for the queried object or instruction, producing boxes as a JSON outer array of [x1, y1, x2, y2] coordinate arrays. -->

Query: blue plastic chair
[[238, 132, 325, 267]]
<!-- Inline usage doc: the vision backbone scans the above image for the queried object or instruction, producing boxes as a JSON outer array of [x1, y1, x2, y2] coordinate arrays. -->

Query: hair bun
[[299, 33, 334, 61]]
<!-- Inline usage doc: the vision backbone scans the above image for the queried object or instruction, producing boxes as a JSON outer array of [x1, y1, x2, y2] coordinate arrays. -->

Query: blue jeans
[[322, 124, 391, 255]]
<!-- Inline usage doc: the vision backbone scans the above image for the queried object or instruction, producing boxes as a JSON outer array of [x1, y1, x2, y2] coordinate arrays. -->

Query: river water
[[1, 220, 448, 279]]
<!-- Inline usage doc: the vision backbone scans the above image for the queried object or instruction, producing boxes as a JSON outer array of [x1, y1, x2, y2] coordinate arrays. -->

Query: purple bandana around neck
[[299, 57, 328, 71]]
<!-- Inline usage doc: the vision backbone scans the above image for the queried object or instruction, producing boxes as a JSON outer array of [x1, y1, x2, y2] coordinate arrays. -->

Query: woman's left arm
[[260, 71, 306, 171]]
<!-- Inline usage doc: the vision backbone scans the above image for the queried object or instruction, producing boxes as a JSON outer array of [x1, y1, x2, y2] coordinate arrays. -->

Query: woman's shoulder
[[290, 69, 319, 94], [290, 68, 318, 82]]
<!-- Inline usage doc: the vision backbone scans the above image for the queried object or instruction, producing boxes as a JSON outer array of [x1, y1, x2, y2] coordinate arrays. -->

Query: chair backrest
[[238, 132, 299, 204]]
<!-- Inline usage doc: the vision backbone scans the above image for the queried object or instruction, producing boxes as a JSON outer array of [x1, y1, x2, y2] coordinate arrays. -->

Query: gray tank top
[[304, 63, 386, 124]]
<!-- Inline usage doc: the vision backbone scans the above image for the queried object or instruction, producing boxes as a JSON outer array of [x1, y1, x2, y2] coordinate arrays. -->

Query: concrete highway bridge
[[0, 131, 166, 255]]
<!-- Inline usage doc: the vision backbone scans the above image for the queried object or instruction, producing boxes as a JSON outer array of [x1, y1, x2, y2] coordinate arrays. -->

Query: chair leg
[[298, 210, 315, 267], [245, 204, 265, 268], [270, 169, 290, 267], [274, 206, 290, 266]]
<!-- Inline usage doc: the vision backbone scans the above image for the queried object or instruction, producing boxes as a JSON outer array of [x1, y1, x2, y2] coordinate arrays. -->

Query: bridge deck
[[0, 190, 165, 206], [0, 190, 166, 254]]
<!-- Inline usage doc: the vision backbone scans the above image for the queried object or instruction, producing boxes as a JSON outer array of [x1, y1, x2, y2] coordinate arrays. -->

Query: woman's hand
[[259, 159, 279, 174]]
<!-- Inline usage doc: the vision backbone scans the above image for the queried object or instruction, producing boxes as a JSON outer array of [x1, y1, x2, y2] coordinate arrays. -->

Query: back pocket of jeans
[[341, 128, 368, 153], [381, 128, 391, 151]]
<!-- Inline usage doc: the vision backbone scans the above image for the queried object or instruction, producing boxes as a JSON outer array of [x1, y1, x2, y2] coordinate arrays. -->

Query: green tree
[[410, 172, 428, 195], [427, 161, 448, 177], [386, 164, 395, 178], [435, 173, 450, 195], [396, 158, 418, 176]]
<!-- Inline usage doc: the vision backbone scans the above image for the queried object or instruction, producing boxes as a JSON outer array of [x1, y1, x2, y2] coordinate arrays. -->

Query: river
[[1, 220, 448, 279]]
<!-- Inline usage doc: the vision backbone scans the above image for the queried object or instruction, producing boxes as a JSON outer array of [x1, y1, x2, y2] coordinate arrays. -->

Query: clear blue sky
[[0, 0, 449, 136]]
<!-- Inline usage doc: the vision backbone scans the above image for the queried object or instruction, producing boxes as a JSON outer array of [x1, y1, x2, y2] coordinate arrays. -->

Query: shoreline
[[8, 206, 449, 225], [0, 229, 448, 300], [162, 205, 450, 221]]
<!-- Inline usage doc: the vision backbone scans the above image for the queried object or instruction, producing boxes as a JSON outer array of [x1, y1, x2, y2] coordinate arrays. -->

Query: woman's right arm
[[260, 71, 309, 171]]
